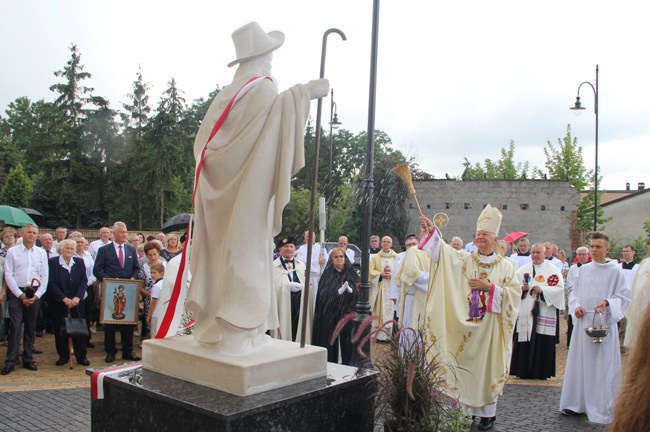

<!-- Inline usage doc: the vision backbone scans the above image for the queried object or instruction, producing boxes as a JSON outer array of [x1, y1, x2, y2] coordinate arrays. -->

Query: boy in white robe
[[559, 231, 630, 424]]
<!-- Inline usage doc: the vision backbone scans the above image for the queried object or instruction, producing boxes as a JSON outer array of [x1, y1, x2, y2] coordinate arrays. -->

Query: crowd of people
[[1, 211, 648, 429], [0, 223, 184, 373], [268, 206, 646, 430]]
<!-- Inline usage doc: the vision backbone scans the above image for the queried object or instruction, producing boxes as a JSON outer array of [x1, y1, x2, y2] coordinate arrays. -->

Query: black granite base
[[90, 363, 378, 431]]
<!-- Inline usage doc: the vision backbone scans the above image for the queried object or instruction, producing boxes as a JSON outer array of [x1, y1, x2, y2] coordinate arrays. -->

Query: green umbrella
[[0, 205, 37, 227]]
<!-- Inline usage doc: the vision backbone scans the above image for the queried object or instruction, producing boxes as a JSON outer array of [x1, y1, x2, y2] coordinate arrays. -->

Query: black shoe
[[87, 341, 95, 348], [561, 409, 582, 417], [23, 362, 38, 371], [1, 365, 14, 375], [55, 358, 68, 366], [105, 353, 116, 363], [122, 353, 141, 361], [77, 358, 91, 366], [478, 416, 496, 431], [35, 330, 44, 337]]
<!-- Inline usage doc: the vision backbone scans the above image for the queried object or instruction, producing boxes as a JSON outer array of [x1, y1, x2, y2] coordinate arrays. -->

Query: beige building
[[406, 179, 580, 255], [601, 186, 650, 244]]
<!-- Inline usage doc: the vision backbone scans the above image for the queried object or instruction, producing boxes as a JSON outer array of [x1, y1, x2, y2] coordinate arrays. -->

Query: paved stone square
[[0, 317, 618, 431]]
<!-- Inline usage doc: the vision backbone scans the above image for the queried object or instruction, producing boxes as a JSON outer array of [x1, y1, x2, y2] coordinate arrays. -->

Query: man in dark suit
[[93, 221, 141, 363]]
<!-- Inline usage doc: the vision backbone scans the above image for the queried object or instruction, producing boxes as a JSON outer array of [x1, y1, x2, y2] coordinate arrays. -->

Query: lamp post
[[328, 88, 342, 213], [570, 64, 599, 232], [350, 0, 380, 369]]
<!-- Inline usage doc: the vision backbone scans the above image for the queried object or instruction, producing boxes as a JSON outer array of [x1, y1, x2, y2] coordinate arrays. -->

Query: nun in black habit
[[311, 247, 360, 364]]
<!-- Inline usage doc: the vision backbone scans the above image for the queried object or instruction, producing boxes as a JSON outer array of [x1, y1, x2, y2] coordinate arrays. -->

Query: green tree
[[543, 125, 591, 190], [0, 163, 33, 207], [543, 125, 607, 233], [462, 141, 531, 180], [77, 102, 123, 225], [146, 77, 190, 227], [47, 44, 112, 227], [118, 67, 154, 229], [49, 44, 94, 126], [278, 186, 313, 240]]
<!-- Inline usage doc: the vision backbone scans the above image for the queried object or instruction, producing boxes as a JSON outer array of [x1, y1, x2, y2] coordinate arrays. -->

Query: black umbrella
[[161, 213, 193, 233], [20, 207, 44, 217]]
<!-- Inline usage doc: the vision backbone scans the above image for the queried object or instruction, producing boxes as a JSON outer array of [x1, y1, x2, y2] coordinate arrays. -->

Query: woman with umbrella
[[48, 239, 89, 366], [312, 247, 359, 365]]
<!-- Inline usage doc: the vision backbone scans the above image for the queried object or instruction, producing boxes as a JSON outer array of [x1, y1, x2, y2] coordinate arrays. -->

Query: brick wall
[[406, 179, 580, 255]]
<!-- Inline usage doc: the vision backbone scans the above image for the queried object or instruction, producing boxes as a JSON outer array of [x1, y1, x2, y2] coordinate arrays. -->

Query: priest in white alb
[[369, 236, 397, 341], [510, 243, 565, 379], [392, 237, 430, 330], [559, 231, 630, 424], [419, 205, 521, 432]]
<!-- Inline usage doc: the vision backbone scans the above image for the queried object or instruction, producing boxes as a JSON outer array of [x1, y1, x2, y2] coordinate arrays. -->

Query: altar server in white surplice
[[560, 231, 630, 425]]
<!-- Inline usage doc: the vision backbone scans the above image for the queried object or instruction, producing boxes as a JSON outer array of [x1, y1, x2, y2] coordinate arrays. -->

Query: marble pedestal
[[142, 336, 327, 396], [90, 363, 377, 432]]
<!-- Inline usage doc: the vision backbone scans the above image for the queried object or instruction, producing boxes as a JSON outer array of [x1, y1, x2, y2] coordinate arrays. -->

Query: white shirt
[[75, 250, 96, 286], [151, 279, 163, 300], [113, 242, 127, 259], [510, 253, 532, 269], [89, 239, 112, 258], [295, 243, 328, 275], [41, 246, 59, 259], [4, 244, 49, 298], [464, 241, 477, 253], [344, 248, 355, 264], [619, 261, 638, 287], [548, 256, 563, 269], [58, 255, 76, 272]]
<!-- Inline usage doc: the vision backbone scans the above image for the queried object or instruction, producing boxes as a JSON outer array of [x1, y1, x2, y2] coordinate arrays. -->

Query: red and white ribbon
[[156, 76, 271, 339], [91, 362, 142, 400]]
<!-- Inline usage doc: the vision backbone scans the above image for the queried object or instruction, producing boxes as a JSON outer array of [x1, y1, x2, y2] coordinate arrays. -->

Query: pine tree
[[0, 163, 33, 207]]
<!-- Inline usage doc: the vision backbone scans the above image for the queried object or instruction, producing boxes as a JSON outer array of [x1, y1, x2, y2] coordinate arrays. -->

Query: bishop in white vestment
[[419, 205, 521, 431]]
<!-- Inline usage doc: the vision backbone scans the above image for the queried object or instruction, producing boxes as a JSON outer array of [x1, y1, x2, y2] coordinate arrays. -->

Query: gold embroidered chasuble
[[424, 240, 521, 408]]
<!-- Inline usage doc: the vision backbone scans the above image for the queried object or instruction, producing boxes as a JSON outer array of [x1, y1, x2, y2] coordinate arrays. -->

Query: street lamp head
[[330, 112, 342, 129], [570, 96, 585, 116]]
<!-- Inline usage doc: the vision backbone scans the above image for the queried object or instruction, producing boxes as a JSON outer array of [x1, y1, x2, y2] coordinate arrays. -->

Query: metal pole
[[593, 65, 599, 232], [328, 89, 335, 212], [350, 0, 380, 368], [299, 28, 346, 349], [570, 66, 599, 233]]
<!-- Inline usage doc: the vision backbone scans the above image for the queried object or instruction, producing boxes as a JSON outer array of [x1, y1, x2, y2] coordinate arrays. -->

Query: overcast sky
[[2, 0, 648, 191]]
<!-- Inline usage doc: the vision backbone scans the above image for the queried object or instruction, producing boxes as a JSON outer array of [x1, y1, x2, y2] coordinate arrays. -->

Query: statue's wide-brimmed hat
[[228, 22, 285, 67]]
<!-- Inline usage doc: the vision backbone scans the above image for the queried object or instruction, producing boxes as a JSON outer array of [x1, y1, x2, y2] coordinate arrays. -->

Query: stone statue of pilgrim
[[186, 22, 329, 353]]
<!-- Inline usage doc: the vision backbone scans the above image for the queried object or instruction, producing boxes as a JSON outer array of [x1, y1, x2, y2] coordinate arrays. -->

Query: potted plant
[[335, 315, 472, 432]]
